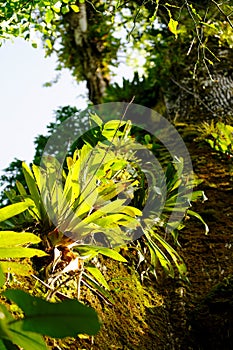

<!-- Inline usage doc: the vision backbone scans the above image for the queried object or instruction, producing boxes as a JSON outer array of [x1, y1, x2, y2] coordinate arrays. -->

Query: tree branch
[[170, 78, 218, 116], [210, 0, 233, 29]]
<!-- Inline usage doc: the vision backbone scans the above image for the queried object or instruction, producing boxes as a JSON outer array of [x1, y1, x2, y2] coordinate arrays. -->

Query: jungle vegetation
[[0, 1, 232, 349]]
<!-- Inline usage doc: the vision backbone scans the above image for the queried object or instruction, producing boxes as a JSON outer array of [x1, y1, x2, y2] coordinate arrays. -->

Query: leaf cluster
[[0, 203, 100, 350], [198, 121, 233, 157]]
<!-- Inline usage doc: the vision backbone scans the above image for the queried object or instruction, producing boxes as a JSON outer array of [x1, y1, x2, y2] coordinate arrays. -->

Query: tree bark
[[65, 2, 109, 104]]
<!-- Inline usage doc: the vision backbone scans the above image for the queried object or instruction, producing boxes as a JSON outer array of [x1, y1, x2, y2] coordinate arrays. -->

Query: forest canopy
[[1, 0, 233, 105], [0, 2, 232, 350]]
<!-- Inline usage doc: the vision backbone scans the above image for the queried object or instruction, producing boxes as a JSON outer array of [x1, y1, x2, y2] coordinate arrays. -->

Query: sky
[[0, 37, 137, 179], [0, 38, 90, 175]]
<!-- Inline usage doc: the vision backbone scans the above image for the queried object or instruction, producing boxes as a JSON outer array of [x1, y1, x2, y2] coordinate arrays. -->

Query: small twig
[[126, 0, 147, 42], [32, 274, 71, 300], [185, 0, 203, 46], [187, 37, 195, 56], [46, 273, 75, 300], [210, 0, 233, 29], [81, 278, 113, 305], [85, 0, 102, 14], [77, 269, 84, 300], [170, 78, 219, 116], [32, 274, 52, 289], [122, 96, 135, 120]]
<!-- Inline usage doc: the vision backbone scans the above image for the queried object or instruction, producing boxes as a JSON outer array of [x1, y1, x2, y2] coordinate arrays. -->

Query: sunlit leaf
[[45, 38, 52, 50], [90, 113, 103, 127], [16, 180, 27, 196], [75, 245, 127, 262], [187, 210, 209, 234], [22, 162, 44, 219], [86, 266, 110, 290], [0, 248, 47, 259], [153, 231, 187, 276], [0, 262, 33, 276], [0, 264, 5, 288], [52, 1, 62, 13], [145, 232, 174, 277], [69, 199, 126, 232], [45, 8, 54, 23], [168, 18, 179, 39], [70, 4, 80, 13], [82, 272, 114, 304], [0, 231, 41, 247], [0, 202, 32, 223]]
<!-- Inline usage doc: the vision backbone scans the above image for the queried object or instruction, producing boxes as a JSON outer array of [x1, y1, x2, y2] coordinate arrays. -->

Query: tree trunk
[[65, 2, 109, 104], [166, 47, 233, 124]]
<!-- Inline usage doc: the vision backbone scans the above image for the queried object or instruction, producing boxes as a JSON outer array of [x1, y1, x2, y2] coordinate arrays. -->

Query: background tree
[[0, 2, 232, 349], [104, 1, 233, 122], [1, 1, 232, 108], [1, 0, 232, 203]]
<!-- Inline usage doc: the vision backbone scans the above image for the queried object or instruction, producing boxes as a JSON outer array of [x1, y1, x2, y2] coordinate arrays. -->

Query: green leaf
[[45, 38, 52, 50], [188, 3, 202, 20], [0, 340, 7, 350], [61, 5, 70, 14], [82, 273, 114, 304], [0, 304, 12, 341], [0, 262, 33, 276], [0, 264, 5, 288], [22, 162, 46, 221], [144, 134, 151, 144], [22, 163, 40, 199], [153, 231, 187, 277], [7, 324, 47, 350], [4, 289, 100, 338], [187, 210, 209, 234], [0, 232, 41, 247], [69, 199, 127, 232], [207, 59, 214, 65], [190, 190, 207, 202], [0, 304, 46, 350], [145, 232, 174, 277], [86, 266, 110, 290], [70, 4, 80, 13], [90, 113, 103, 127], [52, 1, 62, 13], [75, 245, 127, 262], [45, 8, 54, 23], [0, 248, 47, 259], [16, 181, 27, 196], [0, 202, 31, 223], [168, 18, 179, 39]]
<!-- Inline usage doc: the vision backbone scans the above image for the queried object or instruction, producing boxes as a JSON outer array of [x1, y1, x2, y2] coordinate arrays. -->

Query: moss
[[52, 258, 173, 350], [0, 254, 172, 350]]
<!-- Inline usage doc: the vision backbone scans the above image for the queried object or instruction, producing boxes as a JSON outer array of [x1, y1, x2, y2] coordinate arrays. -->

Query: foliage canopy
[[1, 1, 232, 104]]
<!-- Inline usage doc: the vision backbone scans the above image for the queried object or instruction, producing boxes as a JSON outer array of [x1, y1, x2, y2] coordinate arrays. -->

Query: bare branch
[[210, 0, 233, 29], [170, 78, 219, 116]]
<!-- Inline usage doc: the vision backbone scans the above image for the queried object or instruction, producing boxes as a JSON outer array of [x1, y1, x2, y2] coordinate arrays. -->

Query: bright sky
[[0, 38, 89, 174]]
